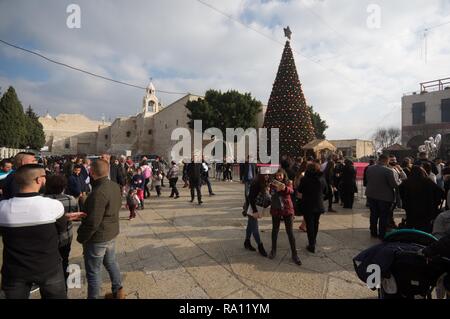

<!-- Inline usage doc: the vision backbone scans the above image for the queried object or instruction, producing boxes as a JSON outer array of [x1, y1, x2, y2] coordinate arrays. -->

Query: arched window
[[148, 100, 155, 112], [126, 131, 131, 138]]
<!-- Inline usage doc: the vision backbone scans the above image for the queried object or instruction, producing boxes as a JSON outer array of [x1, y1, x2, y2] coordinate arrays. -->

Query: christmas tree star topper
[[283, 26, 292, 40]]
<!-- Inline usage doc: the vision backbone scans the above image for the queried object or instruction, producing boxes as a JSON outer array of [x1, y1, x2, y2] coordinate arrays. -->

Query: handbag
[[255, 191, 271, 208], [271, 192, 284, 210]]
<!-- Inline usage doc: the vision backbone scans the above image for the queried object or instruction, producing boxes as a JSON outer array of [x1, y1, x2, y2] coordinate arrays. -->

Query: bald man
[[77, 159, 124, 299]]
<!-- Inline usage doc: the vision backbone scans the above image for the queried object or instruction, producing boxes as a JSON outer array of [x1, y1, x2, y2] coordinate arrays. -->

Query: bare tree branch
[[372, 127, 401, 153]]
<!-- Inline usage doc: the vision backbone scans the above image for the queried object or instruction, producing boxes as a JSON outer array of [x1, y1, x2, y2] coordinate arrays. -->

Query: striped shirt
[[44, 193, 79, 247]]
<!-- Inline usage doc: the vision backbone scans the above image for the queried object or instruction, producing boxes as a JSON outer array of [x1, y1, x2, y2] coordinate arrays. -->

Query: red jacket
[[270, 182, 295, 217]]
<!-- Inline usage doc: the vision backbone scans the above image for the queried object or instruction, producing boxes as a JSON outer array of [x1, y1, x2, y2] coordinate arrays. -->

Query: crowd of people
[[242, 154, 358, 265], [364, 152, 450, 239], [241, 152, 450, 268], [1, 150, 450, 298], [0, 152, 219, 299]]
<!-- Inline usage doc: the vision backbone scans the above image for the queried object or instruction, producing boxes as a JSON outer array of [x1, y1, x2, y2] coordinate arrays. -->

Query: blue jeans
[[83, 240, 122, 299], [203, 176, 213, 194], [245, 216, 261, 244], [367, 197, 392, 239], [244, 181, 252, 198], [243, 181, 252, 210]]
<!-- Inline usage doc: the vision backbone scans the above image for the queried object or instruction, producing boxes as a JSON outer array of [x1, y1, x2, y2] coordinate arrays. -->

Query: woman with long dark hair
[[244, 173, 269, 257], [297, 163, 328, 253], [268, 168, 301, 265]]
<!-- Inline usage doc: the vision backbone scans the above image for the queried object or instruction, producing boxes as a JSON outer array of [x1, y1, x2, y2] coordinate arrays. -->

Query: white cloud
[[0, 0, 449, 140]]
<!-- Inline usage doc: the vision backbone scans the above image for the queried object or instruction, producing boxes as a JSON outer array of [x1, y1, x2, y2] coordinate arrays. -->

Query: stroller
[[354, 229, 450, 299]]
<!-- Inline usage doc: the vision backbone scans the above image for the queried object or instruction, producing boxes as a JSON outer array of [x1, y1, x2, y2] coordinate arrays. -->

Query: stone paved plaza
[[0, 180, 395, 299]]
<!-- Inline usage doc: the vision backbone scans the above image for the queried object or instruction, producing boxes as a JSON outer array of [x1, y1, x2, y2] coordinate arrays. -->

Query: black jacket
[[110, 163, 125, 186], [187, 162, 203, 184], [241, 163, 256, 183], [1, 172, 18, 200], [363, 164, 373, 187], [67, 173, 84, 198], [399, 176, 443, 230], [297, 171, 328, 215], [340, 165, 357, 193]]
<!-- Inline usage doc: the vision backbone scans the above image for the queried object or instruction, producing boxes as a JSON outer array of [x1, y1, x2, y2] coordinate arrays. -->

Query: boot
[[268, 249, 276, 259], [105, 287, 126, 299], [292, 254, 302, 266], [244, 239, 256, 251], [258, 243, 267, 257]]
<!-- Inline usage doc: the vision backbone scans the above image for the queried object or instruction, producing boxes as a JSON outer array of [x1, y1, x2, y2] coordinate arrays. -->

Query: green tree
[[185, 89, 262, 134], [25, 105, 46, 150], [0, 86, 27, 148], [309, 105, 328, 139], [263, 40, 316, 157]]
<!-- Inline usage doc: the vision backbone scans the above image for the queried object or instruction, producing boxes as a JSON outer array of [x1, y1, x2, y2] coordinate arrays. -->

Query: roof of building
[[303, 139, 337, 151]]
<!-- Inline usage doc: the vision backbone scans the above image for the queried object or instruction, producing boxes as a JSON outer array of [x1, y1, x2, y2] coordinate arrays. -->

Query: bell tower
[[142, 82, 159, 116]]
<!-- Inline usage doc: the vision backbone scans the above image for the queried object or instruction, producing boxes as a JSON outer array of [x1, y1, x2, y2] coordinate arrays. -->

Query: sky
[[0, 0, 449, 140]]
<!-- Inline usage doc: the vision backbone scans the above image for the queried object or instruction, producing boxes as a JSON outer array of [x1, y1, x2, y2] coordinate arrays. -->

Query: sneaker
[[209, 193, 216, 196], [174, 195, 180, 199], [328, 208, 337, 213]]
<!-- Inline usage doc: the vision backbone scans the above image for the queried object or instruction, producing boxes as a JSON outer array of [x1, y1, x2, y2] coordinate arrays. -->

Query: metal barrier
[[0, 147, 28, 160]]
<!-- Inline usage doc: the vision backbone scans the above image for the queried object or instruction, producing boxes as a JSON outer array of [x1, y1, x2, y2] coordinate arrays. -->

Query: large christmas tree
[[263, 32, 316, 158]]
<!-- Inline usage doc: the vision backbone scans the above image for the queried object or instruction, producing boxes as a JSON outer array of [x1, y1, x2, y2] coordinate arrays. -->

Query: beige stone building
[[39, 83, 270, 159], [39, 83, 200, 158], [38, 113, 110, 155]]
